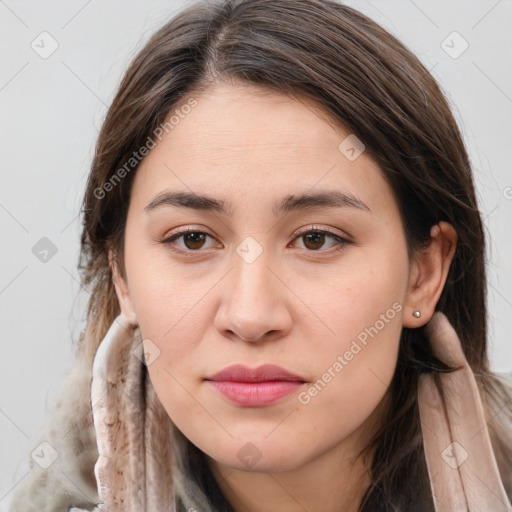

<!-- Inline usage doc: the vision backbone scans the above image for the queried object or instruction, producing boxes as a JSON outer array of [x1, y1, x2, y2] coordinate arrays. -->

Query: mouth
[[204, 364, 306, 407]]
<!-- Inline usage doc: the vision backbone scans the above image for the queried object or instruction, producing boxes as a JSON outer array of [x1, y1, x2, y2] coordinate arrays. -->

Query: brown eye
[[182, 232, 207, 250], [161, 229, 221, 254], [160, 226, 351, 257], [293, 228, 352, 252], [302, 232, 326, 251]]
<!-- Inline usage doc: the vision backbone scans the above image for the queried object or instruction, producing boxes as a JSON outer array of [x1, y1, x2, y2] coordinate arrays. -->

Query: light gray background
[[1, 0, 511, 508]]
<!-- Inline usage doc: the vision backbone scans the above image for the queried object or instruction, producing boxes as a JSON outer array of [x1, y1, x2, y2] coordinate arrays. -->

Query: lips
[[205, 364, 305, 383], [205, 364, 306, 407]]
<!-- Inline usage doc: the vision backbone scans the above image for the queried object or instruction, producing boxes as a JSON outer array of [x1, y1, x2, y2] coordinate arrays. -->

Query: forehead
[[131, 82, 397, 219], [169, 81, 350, 154]]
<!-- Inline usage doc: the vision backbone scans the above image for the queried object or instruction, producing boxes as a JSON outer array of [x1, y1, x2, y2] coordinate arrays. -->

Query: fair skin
[[110, 81, 457, 512]]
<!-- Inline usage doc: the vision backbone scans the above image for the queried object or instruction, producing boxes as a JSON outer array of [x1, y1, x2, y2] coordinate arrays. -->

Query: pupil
[[185, 232, 205, 249], [305, 232, 324, 250]]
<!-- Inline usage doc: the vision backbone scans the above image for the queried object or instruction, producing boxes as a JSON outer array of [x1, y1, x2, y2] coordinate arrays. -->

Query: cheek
[[297, 283, 403, 421], [124, 237, 217, 343], [293, 243, 406, 414], [295, 242, 407, 358]]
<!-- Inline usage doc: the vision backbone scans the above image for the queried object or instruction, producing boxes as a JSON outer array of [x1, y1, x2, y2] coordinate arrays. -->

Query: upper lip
[[205, 364, 306, 383]]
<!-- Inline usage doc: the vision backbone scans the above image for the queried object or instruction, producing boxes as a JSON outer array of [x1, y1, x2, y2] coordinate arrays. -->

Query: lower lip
[[207, 380, 304, 406]]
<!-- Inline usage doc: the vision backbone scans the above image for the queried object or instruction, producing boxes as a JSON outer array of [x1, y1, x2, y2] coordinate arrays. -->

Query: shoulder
[[486, 370, 512, 504], [7, 348, 100, 511]]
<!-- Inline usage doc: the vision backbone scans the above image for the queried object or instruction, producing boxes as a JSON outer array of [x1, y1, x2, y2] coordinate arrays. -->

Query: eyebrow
[[144, 190, 371, 216]]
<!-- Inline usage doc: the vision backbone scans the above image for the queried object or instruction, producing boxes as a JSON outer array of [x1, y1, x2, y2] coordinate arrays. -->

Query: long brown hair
[[78, 0, 512, 509]]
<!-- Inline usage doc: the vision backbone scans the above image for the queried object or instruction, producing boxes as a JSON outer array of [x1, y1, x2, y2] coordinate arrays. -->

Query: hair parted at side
[[76, 0, 512, 509]]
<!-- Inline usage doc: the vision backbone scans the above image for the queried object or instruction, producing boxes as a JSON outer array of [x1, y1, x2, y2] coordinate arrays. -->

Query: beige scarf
[[417, 312, 512, 512]]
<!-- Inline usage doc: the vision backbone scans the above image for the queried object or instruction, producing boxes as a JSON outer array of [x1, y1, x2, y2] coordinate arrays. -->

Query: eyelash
[[159, 225, 352, 257]]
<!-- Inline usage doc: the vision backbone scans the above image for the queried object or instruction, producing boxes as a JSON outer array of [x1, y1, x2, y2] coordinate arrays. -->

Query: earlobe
[[108, 248, 138, 325], [403, 222, 457, 328]]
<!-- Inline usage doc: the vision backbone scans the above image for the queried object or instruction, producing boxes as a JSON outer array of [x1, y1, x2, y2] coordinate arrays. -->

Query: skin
[[111, 81, 457, 512]]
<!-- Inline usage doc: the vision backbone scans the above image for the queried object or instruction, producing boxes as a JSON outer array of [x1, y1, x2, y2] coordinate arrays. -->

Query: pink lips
[[205, 364, 306, 407]]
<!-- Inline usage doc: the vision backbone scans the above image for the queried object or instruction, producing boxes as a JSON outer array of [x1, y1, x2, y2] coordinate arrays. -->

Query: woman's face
[[114, 81, 416, 473]]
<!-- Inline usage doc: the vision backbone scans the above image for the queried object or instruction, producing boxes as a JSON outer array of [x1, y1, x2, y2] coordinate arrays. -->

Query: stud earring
[[412, 310, 421, 318]]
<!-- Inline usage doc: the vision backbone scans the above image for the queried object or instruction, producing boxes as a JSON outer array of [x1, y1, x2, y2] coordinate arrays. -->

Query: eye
[[160, 227, 221, 254], [159, 224, 352, 256], [290, 225, 352, 253]]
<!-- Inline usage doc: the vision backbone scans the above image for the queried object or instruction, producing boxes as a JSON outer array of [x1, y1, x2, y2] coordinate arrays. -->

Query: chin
[[203, 439, 310, 474]]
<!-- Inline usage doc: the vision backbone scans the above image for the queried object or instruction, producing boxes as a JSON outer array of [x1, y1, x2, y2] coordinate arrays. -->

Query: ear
[[403, 221, 457, 328], [108, 247, 138, 325]]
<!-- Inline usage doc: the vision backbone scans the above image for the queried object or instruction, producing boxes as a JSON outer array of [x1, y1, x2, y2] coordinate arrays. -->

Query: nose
[[214, 251, 293, 344]]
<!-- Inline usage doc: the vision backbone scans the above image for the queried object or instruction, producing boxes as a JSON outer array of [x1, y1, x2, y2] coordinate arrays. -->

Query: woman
[[9, 0, 512, 510]]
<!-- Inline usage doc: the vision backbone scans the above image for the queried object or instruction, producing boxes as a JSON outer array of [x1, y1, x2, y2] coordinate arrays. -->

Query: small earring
[[412, 310, 421, 318]]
